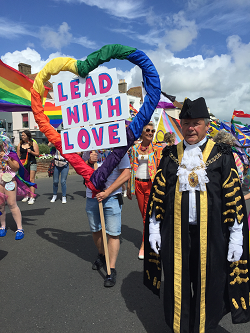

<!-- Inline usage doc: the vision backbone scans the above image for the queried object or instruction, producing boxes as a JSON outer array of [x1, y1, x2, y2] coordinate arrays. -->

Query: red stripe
[[0, 60, 50, 92], [44, 102, 61, 111], [233, 110, 250, 118]]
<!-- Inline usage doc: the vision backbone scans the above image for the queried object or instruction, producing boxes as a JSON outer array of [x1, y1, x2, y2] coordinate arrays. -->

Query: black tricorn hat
[[179, 97, 209, 119]]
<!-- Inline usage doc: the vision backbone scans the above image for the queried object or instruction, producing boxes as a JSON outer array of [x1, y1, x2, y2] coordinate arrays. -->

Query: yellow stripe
[[173, 141, 184, 332], [199, 191, 208, 333], [202, 139, 215, 163], [44, 111, 62, 115], [33, 57, 78, 97], [0, 76, 31, 101], [177, 141, 184, 163], [173, 139, 214, 332], [199, 139, 214, 333]]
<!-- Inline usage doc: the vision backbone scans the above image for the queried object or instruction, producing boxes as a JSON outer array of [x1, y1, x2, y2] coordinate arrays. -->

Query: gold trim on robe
[[173, 139, 215, 333], [173, 142, 184, 332]]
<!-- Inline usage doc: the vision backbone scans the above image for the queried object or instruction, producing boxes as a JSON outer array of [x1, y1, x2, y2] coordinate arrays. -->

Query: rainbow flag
[[154, 110, 183, 144], [129, 104, 138, 120], [0, 60, 49, 112], [44, 101, 63, 128], [208, 121, 220, 137]]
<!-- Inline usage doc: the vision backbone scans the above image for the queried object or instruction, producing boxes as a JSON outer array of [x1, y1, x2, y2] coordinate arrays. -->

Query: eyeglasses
[[145, 128, 155, 133]]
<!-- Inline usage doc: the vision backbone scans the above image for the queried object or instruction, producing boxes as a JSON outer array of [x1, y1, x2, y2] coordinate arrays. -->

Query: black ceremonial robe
[[144, 139, 250, 333]]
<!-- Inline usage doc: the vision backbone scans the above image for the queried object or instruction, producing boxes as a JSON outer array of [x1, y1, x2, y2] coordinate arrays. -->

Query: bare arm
[[28, 142, 39, 157], [16, 143, 21, 158], [96, 168, 131, 202], [127, 175, 132, 200], [0, 153, 19, 172], [244, 192, 250, 200], [7, 157, 20, 172]]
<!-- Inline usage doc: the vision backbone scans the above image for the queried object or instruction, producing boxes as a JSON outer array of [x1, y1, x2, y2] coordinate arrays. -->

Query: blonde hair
[[213, 130, 236, 147], [164, 132, 176, 145], [143, 121, 155, 131]]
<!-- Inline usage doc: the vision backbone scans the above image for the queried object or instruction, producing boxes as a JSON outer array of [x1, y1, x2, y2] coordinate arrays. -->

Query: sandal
[[15, 229, 24, 240]]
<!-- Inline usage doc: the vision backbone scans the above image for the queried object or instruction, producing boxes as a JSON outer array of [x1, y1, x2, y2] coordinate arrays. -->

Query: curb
[[35, 170, 78, 179]]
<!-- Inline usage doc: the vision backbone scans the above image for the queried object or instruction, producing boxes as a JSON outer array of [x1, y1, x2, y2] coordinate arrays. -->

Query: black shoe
[[104, 268, 117, 287], [92, 253, 105, 270]]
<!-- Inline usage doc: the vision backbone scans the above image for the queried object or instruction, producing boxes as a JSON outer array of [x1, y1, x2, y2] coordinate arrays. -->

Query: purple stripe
[[90, 126, 135, 190], [0, 102, 32, 112], [156, 101, 175, 109]]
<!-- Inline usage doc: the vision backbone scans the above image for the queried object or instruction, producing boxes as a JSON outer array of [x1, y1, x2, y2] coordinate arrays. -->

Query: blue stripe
[[126, 50, 161, 139]]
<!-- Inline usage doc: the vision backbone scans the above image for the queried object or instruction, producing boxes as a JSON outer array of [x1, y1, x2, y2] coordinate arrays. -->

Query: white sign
[[53, 68, 129, 153], [61, 120, 127, 154], [61, 93, 129, 128], [53, 68, 119, 107]]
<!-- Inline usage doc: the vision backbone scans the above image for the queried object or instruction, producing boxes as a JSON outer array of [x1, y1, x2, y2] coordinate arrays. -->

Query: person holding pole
[[82, 149, 130, 287]]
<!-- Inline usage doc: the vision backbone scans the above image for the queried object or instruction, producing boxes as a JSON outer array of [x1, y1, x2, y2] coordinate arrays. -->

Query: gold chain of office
[[169, 152, 222, 187]]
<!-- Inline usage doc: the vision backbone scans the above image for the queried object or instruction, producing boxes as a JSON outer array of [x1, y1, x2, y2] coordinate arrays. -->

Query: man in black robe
[[144, 97, 250, 333]]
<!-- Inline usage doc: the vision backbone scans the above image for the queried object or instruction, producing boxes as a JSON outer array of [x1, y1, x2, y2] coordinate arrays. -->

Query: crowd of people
[[1, 97, 250, 331]]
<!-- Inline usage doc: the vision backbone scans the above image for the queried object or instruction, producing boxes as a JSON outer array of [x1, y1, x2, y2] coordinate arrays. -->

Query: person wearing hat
[[144, 97, 250, 332]]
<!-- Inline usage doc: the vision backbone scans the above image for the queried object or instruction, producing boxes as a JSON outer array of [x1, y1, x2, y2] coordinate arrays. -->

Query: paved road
[[0, 174, 250, 333]]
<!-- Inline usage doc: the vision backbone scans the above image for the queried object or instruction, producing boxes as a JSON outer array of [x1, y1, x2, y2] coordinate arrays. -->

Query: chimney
[[118, 79, 127, 93], [18, 63, 31, 75]]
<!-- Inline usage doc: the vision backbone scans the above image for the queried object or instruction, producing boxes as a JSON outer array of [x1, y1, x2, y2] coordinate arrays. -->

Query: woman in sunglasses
[[127, 122, 162, 259]]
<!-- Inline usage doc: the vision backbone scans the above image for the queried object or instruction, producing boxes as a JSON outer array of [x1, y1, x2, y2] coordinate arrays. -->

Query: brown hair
[[20, 130, 33, 146], [164, 132, 176, 145]]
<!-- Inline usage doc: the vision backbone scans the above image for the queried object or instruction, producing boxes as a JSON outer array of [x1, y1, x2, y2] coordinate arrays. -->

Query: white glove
[[227, 243, 243, 262], [149, 215, 161, 254], [227, 219, 243, 262]]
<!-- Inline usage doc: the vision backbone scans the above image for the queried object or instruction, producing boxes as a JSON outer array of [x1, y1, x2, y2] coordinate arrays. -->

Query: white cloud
[[73, 36, 98, 50], [163, 12, 198, 52], [40, 22, 98, 51], [56, 0, 146, 19], [110, 11, 198, 52], [2, 34, 250, 121], [0, 17, 38, 38], [40, 22, 73, 50], [0, 48, 77, 83], [123, 35, 250, 120], [187, 0, 209, 9], [1, 48, 43, 72], [189, 1, 250, 36]]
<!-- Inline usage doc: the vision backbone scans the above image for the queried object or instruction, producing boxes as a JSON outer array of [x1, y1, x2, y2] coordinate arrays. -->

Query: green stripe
[[47, 115, 62, 119], [0, 87, 31, 106], [77, 44, 136, 78]]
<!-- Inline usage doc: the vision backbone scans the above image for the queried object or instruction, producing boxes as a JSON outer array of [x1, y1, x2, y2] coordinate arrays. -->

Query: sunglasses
[[145, 128, 155, 133]]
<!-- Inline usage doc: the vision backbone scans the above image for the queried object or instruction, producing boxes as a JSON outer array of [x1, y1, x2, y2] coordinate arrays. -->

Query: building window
[[22, 114, 28, 128]]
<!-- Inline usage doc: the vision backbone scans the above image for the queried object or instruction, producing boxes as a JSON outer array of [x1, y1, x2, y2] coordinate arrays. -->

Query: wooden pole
[[94, 162, 111, 275]]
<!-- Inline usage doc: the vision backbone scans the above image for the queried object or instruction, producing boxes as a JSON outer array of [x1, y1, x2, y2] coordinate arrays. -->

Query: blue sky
[[1, 0, 250, 120]]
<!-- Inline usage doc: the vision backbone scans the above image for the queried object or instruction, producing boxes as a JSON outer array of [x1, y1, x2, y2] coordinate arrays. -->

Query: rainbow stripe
[[44, 101, 63, 128], [0, 60, 49, 112], [129, 104, 138, 120]]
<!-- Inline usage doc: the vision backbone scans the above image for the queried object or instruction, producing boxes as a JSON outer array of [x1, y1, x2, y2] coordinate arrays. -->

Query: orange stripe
[[44, 105, 62, 111], [169, 116, 183, 140], [0, 60, 50, 92]]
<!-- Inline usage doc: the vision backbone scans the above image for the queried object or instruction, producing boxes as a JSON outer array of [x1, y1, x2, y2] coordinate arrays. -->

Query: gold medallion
[[188, 171, 199, 187], [141, 155, 144, 160]]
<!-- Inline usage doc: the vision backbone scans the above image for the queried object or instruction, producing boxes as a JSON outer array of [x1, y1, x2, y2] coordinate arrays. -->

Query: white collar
[[184, 136, 207, 149], [178, 136, 209, 192]]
